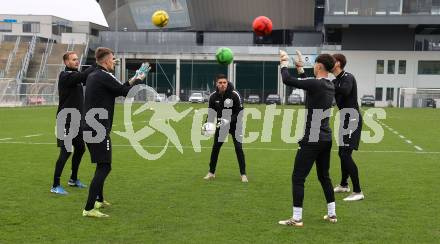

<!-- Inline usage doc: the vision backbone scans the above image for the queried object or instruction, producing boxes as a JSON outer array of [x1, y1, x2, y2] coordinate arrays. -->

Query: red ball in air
[[252, 16, 273, 36]]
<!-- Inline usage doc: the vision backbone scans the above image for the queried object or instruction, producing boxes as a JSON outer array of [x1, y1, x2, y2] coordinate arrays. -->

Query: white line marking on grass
[[380, 122, 422, 152], [0, 138, 12, 141], [23, 134, 43, 138], [0, 141, 438, 154]]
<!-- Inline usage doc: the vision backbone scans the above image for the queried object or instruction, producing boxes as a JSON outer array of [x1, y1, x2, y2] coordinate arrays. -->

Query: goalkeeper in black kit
[[277, 50, 337, 227], [202, 74, 247, 183], [331, 53, 365, 202]]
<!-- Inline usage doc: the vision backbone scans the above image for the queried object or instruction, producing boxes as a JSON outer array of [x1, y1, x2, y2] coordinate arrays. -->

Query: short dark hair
[[332, 53, 347, 70], [62, 51, 76, 62], [315, 54, 335, 72], [215, 74, 228, 82], [95, 47, 114, 63]]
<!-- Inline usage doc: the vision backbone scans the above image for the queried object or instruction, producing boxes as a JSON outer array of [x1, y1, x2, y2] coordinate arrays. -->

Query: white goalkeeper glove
[[201, 122, 216, 137], [279, 50, 290, 69], [295, 50, 305, 74]]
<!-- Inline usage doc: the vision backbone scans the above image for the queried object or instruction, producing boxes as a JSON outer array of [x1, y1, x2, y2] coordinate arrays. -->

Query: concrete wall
[[0, 15, 105, 43], [0, 15, 55, 40]]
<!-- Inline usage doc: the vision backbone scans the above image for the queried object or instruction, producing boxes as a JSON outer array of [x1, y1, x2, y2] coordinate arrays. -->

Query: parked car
[[203, 93, 210, 102], [246, 94, 261, 104], [361, 95, 375, 107], [155, 93, 167, 102], [290, 89, 305, 104], [426, 98, 437, 108], [189, 92, 204, 103], [265, 94, 281, 105], [287, 94, 301, 105]]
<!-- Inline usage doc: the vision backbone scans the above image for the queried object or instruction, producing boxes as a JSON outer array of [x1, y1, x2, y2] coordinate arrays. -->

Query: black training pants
[[53, 139, 85, 187], [292, 141, 334, 207], [209, 128, 246, 175], [85, 163, 112, 211], [338, 147, 362, 193]]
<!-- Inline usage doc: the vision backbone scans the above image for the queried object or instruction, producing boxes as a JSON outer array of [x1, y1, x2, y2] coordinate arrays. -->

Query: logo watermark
[[56, 84, 386, 159]]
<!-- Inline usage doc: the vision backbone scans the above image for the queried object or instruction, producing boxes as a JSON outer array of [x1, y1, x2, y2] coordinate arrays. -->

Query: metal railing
[[35, 39, 54, 83], [4, 36, 21, 75], [79, 37, 90, 67], [16, 35, 37, 83]]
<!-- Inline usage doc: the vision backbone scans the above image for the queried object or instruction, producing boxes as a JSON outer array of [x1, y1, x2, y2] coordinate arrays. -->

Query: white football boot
[[203, 172, 215, 180], [241, 175, 248, 183], [333, 185, 351, 193], [343, 192, 365, 201]]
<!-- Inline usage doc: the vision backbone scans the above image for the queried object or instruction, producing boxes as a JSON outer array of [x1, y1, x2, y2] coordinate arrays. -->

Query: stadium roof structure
[[98, 0, 315, 31]]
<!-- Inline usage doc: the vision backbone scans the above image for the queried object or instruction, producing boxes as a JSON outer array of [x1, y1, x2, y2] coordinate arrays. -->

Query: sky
[[0, 0, 108, 27]]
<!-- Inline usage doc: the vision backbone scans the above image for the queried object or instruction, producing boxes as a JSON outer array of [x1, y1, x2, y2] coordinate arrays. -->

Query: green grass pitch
[[0, 104, 439, 243]]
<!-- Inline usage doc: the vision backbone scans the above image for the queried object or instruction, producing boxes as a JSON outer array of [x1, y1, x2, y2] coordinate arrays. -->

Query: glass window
[[235, 61, 278, 100], [433, 0, 440, 14], [53, 24, 72, 35], [398, 60, 406, 74], [329, 0, 346, 15], [91, 28, 99, 36], [403, 0, 431, 14], [386, 88, 394, 100], [375, 0, 388, 15], [387, 60, 395, 74], [418, 61, 440, 75], [23, 22, 40, 33], [179, 60, 227, 101], [347, 0, 361, 15], [375, 87, 383, 101], [388, 0, 403, 14], [377, 60, 384, 74], [0, 22, 12, 32], [416, 0, 431, 14], [52, 24, 59, 35]]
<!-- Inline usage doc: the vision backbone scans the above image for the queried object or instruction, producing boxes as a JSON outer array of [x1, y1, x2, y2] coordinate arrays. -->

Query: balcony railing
[[325, 0, 440, 16]]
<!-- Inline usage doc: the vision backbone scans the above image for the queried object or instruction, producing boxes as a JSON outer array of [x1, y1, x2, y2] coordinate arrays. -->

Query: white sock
[[292, 207, 302, 221], [327, 202, 336, 217]]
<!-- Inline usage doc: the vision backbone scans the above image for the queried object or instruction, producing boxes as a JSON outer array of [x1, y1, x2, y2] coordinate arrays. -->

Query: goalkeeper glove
[[216, 118, 230, 128], [279, 50, 290, 69], [294, 50, 305, 74]]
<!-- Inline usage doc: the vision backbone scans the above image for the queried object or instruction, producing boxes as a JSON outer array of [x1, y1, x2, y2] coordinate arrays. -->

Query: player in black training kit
[[278, 50, 337, 227], [331, 54, 365, 201], [81, 47, 147, 218], [202, 74, 247, 182], [51, 51, 96, 195]]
